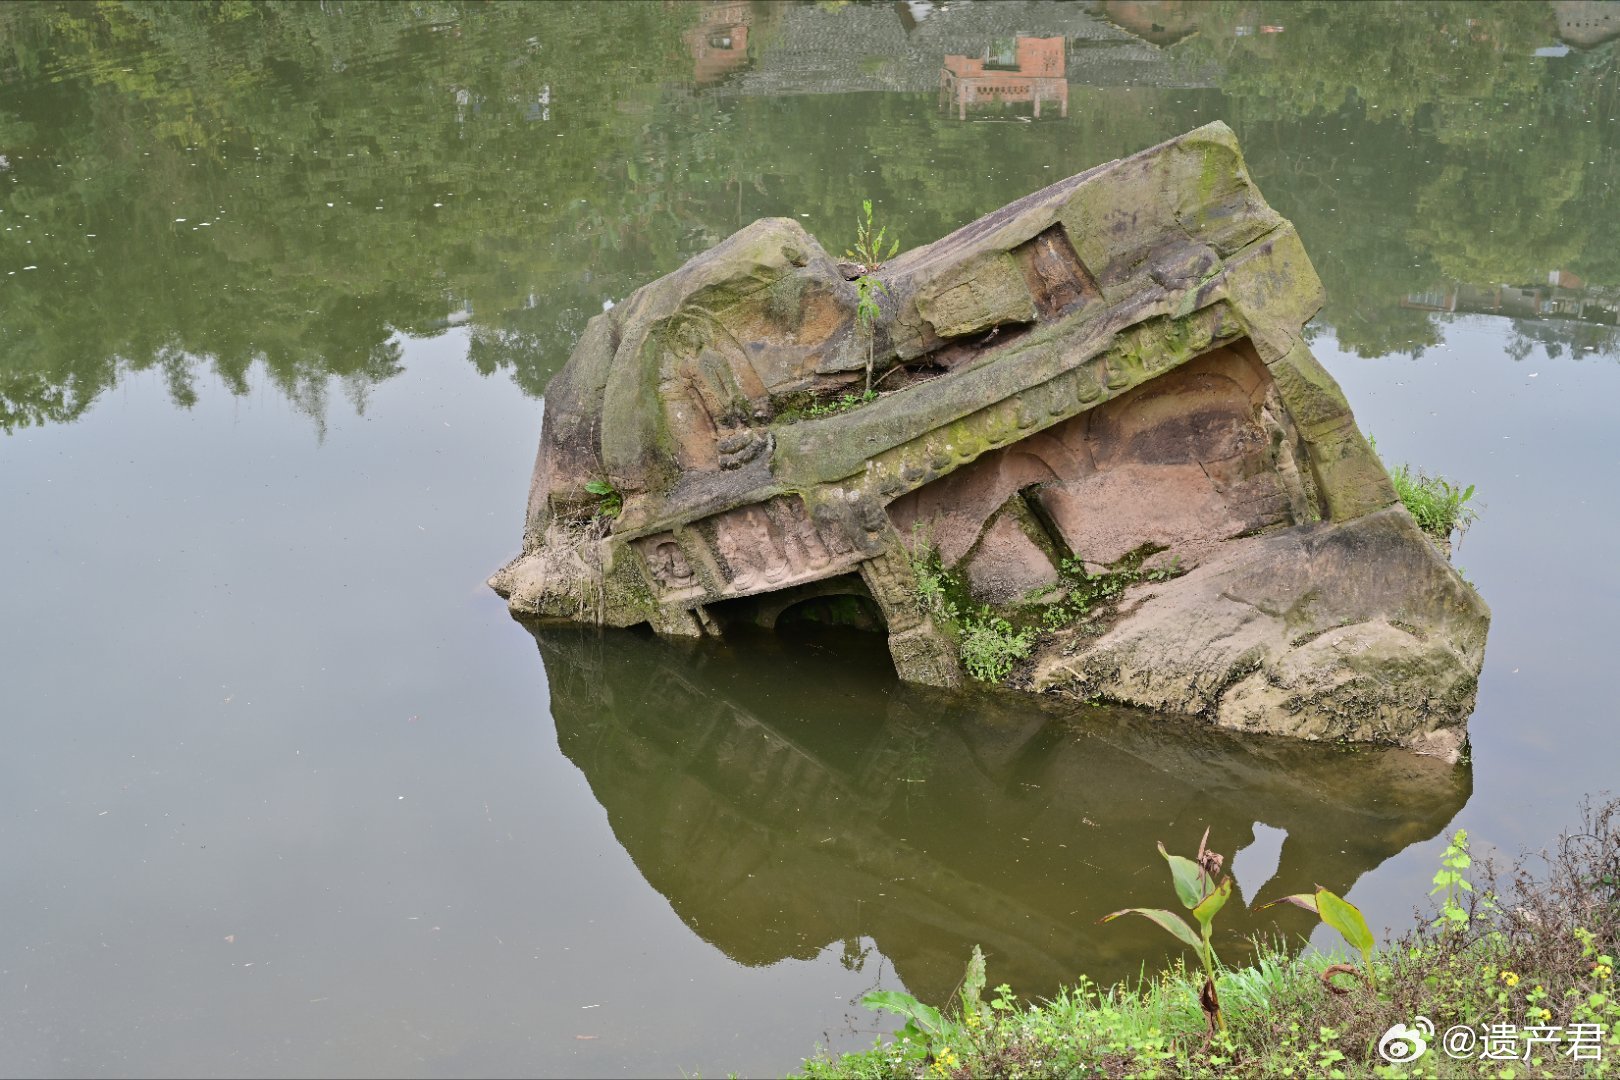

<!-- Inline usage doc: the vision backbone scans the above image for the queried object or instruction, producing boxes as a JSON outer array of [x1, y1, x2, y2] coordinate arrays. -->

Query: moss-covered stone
[[494, 123, 1487, 757], [914, 250, 1037, 339]]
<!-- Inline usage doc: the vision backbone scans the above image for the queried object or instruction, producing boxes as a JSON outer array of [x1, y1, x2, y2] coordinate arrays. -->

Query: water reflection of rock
[[532, 624, 1469, 1003]]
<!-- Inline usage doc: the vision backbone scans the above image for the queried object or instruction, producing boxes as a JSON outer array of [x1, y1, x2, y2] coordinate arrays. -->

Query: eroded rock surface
[[492, 122, 1490, 759]]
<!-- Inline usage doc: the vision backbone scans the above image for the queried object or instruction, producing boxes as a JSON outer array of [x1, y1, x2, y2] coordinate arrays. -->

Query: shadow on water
[[527, 621, 1470, 1003]]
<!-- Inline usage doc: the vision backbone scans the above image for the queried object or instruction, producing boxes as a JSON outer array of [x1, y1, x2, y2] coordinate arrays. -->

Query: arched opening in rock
[[702, 573, 887, 633], [775, 592, 886, 633]]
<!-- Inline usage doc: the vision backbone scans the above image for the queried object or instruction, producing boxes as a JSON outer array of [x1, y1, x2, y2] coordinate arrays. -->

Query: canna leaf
[[1256, 892, 1320, 914], [1099, 907, 1202, 951], [1160, 842, 1211, 909], [860, 990, 947, 1038], [1191, 876, 1233, 931], [1315, 887, 1375, 956]]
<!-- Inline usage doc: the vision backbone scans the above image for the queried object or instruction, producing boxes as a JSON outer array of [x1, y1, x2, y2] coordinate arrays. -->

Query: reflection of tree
[[533, 624, 1469, 1001], [1175, 1, 1552, 121], [4, 0, 1620, 432], [1506, 317, 1620, 361], [0, 1, 690, 430], [1169, 1, 1620, 358]]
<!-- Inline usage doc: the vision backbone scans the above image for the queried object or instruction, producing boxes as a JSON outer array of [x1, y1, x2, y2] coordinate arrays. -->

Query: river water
[[2, 2, 1617, 1076]]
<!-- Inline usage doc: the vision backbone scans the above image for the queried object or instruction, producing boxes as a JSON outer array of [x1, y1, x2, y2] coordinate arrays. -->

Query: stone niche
[[491, 122, 1490, 760], [885, 343, 1308, 601]]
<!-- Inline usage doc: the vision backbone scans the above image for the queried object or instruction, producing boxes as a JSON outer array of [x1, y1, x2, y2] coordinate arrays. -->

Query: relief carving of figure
[[646, 539, 695, 590]]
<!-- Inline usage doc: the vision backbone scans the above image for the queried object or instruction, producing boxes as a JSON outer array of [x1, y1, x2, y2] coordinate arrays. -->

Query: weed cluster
[[908, 535, 1186, 686], [797, 796, 1620, 1079], [957, 613, 1036, 683], [1391, 464, 1480, 541], [907, 538, 1035, 683], [583, 478, 622, 519], [1369, 438, 1481, 543], [1039, 552, 1182, 631], [778, 389, 879, 423]]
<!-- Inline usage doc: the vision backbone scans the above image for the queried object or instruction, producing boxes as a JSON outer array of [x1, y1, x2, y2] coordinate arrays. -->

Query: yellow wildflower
[[1593, 962, 1612, 980], [1501, 970, 1521, 987]]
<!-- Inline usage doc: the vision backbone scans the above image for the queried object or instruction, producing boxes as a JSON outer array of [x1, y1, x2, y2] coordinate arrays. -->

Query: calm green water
[[2, 2, 1618, 1076]]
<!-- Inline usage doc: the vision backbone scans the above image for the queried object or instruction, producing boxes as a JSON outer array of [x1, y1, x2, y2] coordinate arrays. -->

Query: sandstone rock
[[491, 121, 1490, 759]]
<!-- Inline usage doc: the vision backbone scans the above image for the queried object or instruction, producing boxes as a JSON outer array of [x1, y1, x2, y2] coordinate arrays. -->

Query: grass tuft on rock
[[1370, 438, 1482, 543]]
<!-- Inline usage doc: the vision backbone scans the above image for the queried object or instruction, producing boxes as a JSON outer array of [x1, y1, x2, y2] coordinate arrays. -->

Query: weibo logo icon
[[1378, 1016, 1435, 1062]]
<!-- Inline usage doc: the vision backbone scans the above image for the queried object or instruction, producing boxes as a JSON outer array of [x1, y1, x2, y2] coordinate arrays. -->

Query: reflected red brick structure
[[940, 36, 1068, 120], [685, 0, 753, 86]]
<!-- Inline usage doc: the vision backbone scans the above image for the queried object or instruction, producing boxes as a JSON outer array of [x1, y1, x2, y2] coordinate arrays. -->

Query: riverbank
[[797, 799, 1620, 1079]]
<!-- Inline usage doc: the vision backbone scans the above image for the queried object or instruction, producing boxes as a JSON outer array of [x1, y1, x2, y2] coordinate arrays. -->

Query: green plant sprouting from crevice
[[847, 197, 899, 271], [854, 275, 888, 394], [848, 199, 899, 394], [958, 611, 1036, 683], [907, 537, 1034, 683], [1039, 549, 1182, 631], [908, 531, 1186, 685], [583, 478, 622, 518], [776, 388, 877, 423]]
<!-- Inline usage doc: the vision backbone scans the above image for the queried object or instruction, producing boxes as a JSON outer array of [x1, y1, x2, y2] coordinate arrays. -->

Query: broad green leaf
[[1192, 876, 1232, 931], [1256, 892, 1320, 913], [859, 990, 946, 1037], [1099, 907, 1201, 951], [1316, 888, 1375, 955], [1159, 842, 1209, 909]]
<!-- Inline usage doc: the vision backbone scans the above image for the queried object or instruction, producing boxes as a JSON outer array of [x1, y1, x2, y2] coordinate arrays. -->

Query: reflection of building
[[685, 0, 753, 86], [701, 0, 1214, 99], [940, 36, 1068, 119], [1402, 273, 1620, 325]]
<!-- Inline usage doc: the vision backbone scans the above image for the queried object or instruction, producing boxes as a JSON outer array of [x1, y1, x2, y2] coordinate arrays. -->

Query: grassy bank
[[797, 799, 1620, 1079]]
